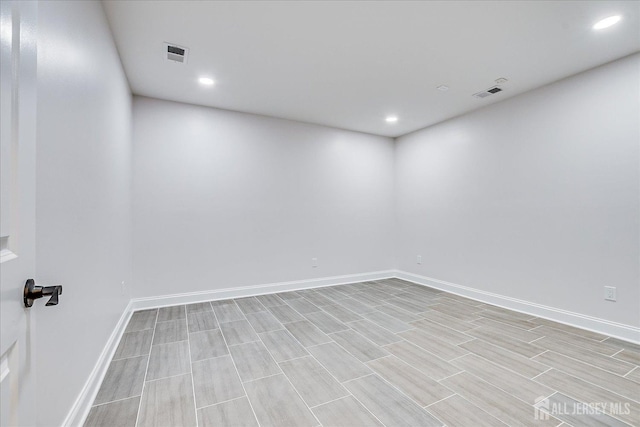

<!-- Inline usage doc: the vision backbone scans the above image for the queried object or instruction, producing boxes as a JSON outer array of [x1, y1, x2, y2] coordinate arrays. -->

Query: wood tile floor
[[85, 278, 640, 427]]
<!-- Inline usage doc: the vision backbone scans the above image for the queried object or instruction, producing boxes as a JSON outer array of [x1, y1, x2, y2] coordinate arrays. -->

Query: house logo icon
[[534, 396, 550, 420]]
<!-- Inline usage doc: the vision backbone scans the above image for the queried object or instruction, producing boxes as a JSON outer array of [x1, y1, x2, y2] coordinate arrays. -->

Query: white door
[[0, 1, 38, 426]]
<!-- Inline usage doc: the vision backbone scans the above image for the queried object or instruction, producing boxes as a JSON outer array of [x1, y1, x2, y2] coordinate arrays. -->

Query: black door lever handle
[[24, 279, 63, 308]]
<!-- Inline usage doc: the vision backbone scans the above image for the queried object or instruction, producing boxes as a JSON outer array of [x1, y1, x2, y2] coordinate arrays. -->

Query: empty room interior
[[1, 1, 639, 426]]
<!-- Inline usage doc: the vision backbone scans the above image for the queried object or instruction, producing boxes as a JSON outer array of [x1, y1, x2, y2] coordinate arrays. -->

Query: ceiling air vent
[[163, 42, 189, 64], [473, 85, 503, 99]]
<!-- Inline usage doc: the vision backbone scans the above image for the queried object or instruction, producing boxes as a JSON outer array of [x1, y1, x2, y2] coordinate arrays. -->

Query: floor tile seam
[[133, 308, 160, 427], [242, 306, 323, 427], [208, 300, 261, 427], [531, 350, 640, 385], [528, 357, 640, 405]]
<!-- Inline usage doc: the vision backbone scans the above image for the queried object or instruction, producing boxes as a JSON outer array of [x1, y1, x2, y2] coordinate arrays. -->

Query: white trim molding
[[62, 301, 134, 427], [129, 270, 396, 311], [395, 270, 640, 344]]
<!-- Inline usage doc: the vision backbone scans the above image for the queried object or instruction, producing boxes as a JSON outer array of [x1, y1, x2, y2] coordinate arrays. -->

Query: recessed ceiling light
[[593, 15, 621, 30], [385, 116, 398, 123], [198, 77, 215, 86]]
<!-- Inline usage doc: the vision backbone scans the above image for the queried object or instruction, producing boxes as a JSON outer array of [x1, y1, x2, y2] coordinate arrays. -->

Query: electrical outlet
[[604, 286, 616, 302], [417, 255, 422, 265], [311, 258, 318, 268], [121, 281, 126, 296]]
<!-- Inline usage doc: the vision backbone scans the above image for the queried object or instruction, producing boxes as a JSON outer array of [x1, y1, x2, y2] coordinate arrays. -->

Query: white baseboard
[[62, 301, 134, 427], [63, 269, 394, 426], [129, 270, 395, 311], [396, 270, 640, 344]]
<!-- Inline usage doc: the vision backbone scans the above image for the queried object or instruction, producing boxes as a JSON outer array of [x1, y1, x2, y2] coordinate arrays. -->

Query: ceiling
[[103, 1, 640, 138]]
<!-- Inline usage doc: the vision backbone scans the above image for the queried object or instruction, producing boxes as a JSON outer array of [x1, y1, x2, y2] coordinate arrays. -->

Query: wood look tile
[[84, 397, 140, 427], [285, 298, 322, 314], [473, 317, 543, 342], [187, 311, 219, 333], [234, 297, 266, 314], [94, 288, 640, 427], [113, 330, 153, 360], [189, 329, 229, 362], [267, 305, 305, 323], [394, 291, 439, 306], [303, 292, 335, 307], [533, 351, 640, 402], [220, 320, 260, 346], [419, 309, 480, 332], [480, 306, 536, 321], [383, 340, 462, 381], [361, 310, 413, 333], [375, 304, 422, 323], [243, 374, 318, 427], [533, 326, 621, 356], [427, 394, 508, 427], [335, 298, 377, 315], [429, 302, 484, 321], [186, 302, 212, 314], [303, 311, 349, 334], [284, 320, 332, 347], [399, 328, 469, 361], [275, 291, 303, 300], [245, 311, 283, 333], [535, 336, 636, 376], [153, 319, 188, 345], [330, 329, 388, 362], [198, 397, 258, 427], [459, 339, 550, 379], [348, 319, 403, 346], [147, 340, 191, 381], [386, 297, 435, 313], [320, 304, 363, 323], [307, 342, 372, 382], [138, 374, 196, 427], [312, 396, 383, 427], [626, 367, 640, 383], [229, 341, 281, 382], [125, 310, 157, 332], [344, 374, 442, 426], [410, 319, 473, 345], [212, 301, 245, 323], [350, 292, 387, 307], [254, 293, 285, 307], [279, 356, 349, 407], [441, 372, 560, 427], [192, 355, 244, 408], [259, 329, 309, 362], [466, 327, 545, 358], [367, 355, 455, 406], [476, 309, 539, 330], [531, 318, 609, 341], [603, 337, 640, 353], [94, 355, 147, 405], [315, 287, 350, 301], [451, 354, 554, 404], [614, 350, 640, 366], [158, 305, 186, 322]]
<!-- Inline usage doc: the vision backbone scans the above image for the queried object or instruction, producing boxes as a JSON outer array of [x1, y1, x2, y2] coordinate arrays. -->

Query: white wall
[[132, 97, 395, 298], [395, 54, 640, 328], [35, 1, 132, 425]]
